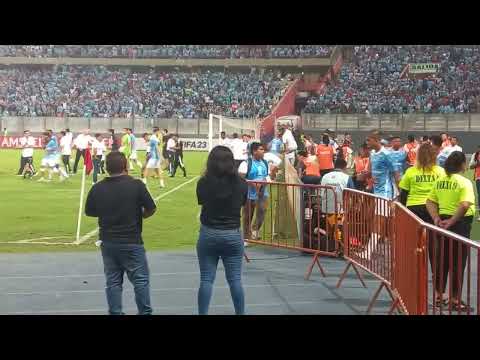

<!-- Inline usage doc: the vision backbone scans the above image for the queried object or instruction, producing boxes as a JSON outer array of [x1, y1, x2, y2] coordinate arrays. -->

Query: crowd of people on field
[[16, 127, 187, 186], [0, 45, 334, 59], [304, 45, 480, 114], [0, 66, 291, 119], [14, 122, 480, 315]]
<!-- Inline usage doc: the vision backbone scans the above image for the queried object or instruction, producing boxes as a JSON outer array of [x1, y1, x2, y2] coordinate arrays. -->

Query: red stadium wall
[[259, 79, 300, 144]]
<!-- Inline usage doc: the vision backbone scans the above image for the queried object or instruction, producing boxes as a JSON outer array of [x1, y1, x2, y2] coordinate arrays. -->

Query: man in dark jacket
[[85, 151, 156, 315]]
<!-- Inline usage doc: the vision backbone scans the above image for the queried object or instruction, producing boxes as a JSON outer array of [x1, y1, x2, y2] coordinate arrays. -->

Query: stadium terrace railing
[[338, 189, 480, 315], [302, 113, 480, 132], [0, 116, 257, 137], [0, 56, 331, 67], [243, 179, 340, 280]]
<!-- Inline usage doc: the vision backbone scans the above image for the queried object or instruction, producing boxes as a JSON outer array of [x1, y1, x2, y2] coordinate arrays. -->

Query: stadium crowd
[[304, 46, 480, 114], [0, 66, 291, 119], [0, 45, 334, 59]]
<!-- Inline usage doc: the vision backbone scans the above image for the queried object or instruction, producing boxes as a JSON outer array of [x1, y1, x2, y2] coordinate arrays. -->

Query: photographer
[[469, 145, 480, 221]]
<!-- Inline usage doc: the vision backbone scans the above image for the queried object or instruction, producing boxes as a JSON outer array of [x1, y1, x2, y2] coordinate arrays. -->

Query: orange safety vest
[[404, 142, 418, 166], [354, 156, 369, 173], [354, 156, 373, 190], [304, 155, 320, 177]]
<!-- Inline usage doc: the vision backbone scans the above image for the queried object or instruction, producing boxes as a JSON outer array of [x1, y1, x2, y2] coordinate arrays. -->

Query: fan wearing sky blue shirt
[[238, 142, 273, 244]]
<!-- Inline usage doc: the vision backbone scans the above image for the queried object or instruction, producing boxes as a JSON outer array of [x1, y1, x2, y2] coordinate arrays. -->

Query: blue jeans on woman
[[101, 242, 152, 315], [197, 225, 245, 315]]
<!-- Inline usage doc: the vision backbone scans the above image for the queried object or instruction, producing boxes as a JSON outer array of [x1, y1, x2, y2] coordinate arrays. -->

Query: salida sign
[[0, 136, 44, 148]]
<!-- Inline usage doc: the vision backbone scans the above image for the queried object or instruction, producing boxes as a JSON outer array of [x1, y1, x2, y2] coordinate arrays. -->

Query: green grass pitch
[[0, 149, 478, 254]]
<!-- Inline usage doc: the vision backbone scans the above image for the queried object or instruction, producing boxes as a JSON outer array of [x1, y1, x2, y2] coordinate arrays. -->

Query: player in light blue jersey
[[366, 131, 399, 200], [386, 136, 407, 198], [268, 132, 283, 156], [37, 130, 68, 182], [142, 127, 165, 188]]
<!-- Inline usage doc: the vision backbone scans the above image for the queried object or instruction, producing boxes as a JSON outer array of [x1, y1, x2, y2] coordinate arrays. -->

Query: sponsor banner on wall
[[409, 63, 440, 74], [0, 136, 44, 148], [1, 135, 216, 152]]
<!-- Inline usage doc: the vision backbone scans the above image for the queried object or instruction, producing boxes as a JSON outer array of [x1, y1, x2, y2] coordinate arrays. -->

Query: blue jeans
[[101, 242, 152, 315], [197, 225, 245, 315]]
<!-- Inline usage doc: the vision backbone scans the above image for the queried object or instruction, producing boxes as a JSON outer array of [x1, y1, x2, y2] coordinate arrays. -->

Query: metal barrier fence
[[0, 116, 256, 137], [391, 203, 427, 315], [422, 223, 480, 315], [338, 189, 480, 315], [243, 180, 339, 279], [337, 189, 396, 314]]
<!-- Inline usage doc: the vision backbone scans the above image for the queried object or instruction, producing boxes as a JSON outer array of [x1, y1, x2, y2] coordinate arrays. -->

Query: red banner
[[0, 136, 44, 148], [259, 79, 300, 144]]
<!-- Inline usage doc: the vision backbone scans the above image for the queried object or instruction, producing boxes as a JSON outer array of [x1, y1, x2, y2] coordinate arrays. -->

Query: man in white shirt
[[219, 131, 230, 148], [17, 130, 36, 176], [59, 130, 73, 174], [230, 133, 246, 168], [92, 133, 106, 184], [437, 135, 463, 168], [449, 136, 463, 153], [280, 125, 298, 165], [73, 129, 93, 174], [263, 151, 282, 182], [166, 135, 177, 176]]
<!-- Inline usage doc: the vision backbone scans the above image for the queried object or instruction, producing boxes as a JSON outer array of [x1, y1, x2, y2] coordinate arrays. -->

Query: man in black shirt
[[171, 134, 187, 177], [85, 151, 156, 315]]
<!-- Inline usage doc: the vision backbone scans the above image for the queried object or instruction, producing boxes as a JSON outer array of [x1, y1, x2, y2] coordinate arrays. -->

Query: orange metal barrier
[[337, 189, 397, 314], [337, 189, 480, 315], [390, 203, 427, 315], [421, 223, 480, 315], [243, 180, 339, 279]]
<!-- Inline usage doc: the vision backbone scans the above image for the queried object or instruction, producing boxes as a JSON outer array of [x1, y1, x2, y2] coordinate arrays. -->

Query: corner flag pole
[[75, 164, 87, 243]]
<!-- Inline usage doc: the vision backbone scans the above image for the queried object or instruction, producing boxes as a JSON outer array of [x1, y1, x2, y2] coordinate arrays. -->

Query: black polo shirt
[[197, 176, 247, 230], [85, 175, 156, 244]]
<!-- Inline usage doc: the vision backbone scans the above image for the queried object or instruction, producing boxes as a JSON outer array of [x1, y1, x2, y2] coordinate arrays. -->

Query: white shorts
[[41, 157, 58, 168], [146, 158, 160, 169], [130, 151, 138, 160]]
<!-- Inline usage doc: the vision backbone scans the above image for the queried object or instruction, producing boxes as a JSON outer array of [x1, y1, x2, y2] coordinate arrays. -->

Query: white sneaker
[[244, 241, 249, 247]]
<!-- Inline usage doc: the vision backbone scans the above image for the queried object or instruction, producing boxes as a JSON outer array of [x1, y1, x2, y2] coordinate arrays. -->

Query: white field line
[[73, 176, 200, 245], [6, 301, 323, 315], [2, 282, 327, 296], [1, 236, 75, 246]]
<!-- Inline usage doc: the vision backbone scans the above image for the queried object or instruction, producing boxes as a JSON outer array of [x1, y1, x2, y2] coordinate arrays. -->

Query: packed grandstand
[[0, 45, 479, 123], [0, 45, 334, 59]]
